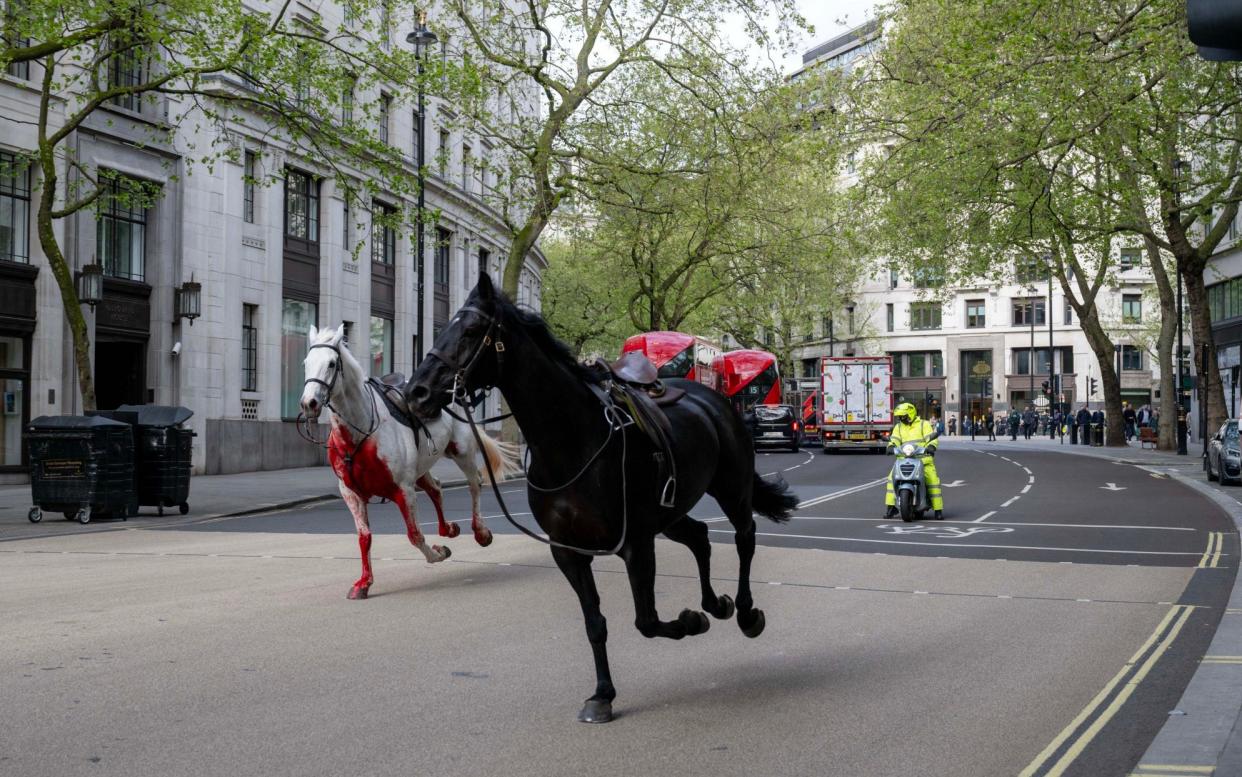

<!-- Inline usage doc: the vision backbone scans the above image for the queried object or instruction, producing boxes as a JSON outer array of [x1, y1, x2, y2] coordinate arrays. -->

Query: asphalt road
[[0, 440, 1234, 777]]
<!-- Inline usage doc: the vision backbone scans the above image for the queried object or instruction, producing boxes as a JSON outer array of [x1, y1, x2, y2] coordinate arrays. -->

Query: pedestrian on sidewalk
[[986, 411, 997, 441], [1092, 407, 1105, 445], [1008, 411, 1020, 440], [949, 415, 957, 436], [1050, 410, 1062, 440], [1122, 402, 1137, 442], [1137, 404, 1153, 429], [1023, 406, 1037, 440], [1076, 405, 1091, 446]]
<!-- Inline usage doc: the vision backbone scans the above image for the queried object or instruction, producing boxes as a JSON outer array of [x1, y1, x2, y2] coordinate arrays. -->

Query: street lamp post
[[407, 12, 437, 366], [1175, 157, 1189, 455]]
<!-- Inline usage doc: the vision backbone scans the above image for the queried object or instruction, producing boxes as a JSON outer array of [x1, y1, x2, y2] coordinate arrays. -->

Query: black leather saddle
[[596, 353, 686, 507], [367, 373, 421, 431]]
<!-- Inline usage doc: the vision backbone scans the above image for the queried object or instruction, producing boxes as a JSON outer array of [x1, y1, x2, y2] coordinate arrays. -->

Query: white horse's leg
[[395, 482, 451, 563], [416, 473, 460, 538], [451, 449, 492, 547], [340, 481, 374, 600]]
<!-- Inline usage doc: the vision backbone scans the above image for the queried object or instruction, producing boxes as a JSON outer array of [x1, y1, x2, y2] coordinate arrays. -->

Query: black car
[[747, 404, 801, 452], [1207, 420, 1240, 485]]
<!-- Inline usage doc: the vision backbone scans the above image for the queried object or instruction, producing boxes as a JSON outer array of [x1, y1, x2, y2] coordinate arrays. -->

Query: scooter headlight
[[901, 443, 917, 456]]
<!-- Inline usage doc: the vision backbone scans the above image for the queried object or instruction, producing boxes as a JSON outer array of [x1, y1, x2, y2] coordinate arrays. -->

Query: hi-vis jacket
[[889, 418, 939, 452]]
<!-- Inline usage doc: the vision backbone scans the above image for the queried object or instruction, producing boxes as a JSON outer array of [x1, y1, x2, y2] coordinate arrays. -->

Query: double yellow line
[[1020, 604, 1195, 777], [1197, 532, 1225, 568]]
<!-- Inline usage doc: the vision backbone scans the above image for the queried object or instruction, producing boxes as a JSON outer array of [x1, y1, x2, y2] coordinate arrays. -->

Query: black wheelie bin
[[116, 405, 195, 516], [26, 415, 136, 524]]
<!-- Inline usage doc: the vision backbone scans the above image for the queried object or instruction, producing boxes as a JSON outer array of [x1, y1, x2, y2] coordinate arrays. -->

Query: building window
[[342, 78, 355, 124], [371, 201, 395, 265], [889, 267, 898, 289], [1122, 345, 1143, 371], [891, 351, 943, 378], [1122, 294, 1142, 324], [847, 306, 855, 335], [241, 304, 258, 392], [96, 176, 149, 281], [0, 152, 31, 263], [1015, 347, 1072, 375], [1064, 299, 1073, 325], [412, 110, 422, 160], [243, 151, 256, 224], [438, 129, 449, 173], [380, 0, 392, 47], [890, 353, 903, 378], [107, 43, 146, 113], [822, 315, 832, 340], [1119, 248, 1141, 271], [284, 169, 319, 242], [909, 353, 926, 377], [966, 299, 986, 329], [764, 330, 774, 347], [370, 315, 393, 376], [885, 303, 893, 332], [1012, 297, 1046, 326], [378, 93, 391, 145], [342, 200, 351, 250], [280, 298, 317, 419], [462, 143, 471, 193], [909, 302, 941, 330], [434, 227, 451, 288], [912, 266, 943, 288], [342, 320, 353, 346], [1015, 255, 1049, 284], [5, 9, 29, 80]]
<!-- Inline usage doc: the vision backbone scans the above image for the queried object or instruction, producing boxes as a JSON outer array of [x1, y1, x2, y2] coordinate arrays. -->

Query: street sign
[[1034, 396, 1050, 408]]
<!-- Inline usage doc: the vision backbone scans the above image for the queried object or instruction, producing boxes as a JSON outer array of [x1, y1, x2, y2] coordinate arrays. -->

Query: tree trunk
[[36, 155, 96, 412], [1183, 268, 1227, 439], [1079, 304, 1127, 446], [1144, 240, 1178, 450]]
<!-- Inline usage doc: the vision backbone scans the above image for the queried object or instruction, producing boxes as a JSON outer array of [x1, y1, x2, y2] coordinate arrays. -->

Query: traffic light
[[1089, 376, 1098, 397], [1041, 380, 1051, 398], [1188, 0, 1242, 61]]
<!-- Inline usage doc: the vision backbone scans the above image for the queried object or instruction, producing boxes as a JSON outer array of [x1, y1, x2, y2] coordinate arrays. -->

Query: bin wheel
[[28, 507, 41, 523], [179, 502, 189, 515], [76, 508, 91, 525]]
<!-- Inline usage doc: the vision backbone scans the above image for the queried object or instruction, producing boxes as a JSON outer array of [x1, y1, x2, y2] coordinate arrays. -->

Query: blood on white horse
[[302, 323, 518, 599]]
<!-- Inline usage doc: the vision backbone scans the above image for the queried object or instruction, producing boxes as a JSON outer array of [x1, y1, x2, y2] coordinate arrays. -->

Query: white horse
[[300, 324, 519, 599]]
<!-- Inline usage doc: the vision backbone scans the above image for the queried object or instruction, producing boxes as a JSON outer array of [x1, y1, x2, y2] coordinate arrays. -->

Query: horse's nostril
[[307, 398, 319, 410], [411, 385, 429, 401]]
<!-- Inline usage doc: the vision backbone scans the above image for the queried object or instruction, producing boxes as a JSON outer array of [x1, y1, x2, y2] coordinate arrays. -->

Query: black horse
[[404, 274, 798, 723]]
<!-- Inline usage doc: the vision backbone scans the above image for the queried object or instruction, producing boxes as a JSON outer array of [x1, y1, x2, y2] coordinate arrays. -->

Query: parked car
[[1207, 420, 1240, 485], [747, 404, 801, 452]]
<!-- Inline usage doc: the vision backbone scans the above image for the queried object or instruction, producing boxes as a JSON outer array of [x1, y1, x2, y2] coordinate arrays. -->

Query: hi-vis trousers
[[885, 456, 943, 511]]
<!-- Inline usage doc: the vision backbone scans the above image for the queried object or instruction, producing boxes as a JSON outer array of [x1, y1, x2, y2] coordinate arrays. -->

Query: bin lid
[[115, 404, 194, 427], [29, 414, 131, 430]]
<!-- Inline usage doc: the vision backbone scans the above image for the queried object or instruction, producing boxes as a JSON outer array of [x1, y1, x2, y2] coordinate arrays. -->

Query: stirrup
[[660, 477, 677, 508]]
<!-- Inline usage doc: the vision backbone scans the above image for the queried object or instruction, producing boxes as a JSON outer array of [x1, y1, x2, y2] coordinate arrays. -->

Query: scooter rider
[[884, 402, 944, 520]]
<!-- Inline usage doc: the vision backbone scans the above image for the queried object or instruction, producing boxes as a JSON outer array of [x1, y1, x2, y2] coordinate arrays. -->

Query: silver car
[[1207, 420, 1240, 485]]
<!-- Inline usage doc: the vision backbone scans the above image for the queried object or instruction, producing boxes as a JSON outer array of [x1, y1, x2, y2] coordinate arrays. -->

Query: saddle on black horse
[[368, 373, 422, 432], [594, 352, 687, 508]]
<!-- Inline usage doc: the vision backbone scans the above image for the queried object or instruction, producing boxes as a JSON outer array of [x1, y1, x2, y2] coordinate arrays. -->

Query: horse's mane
[[495, 294, 606, 385]]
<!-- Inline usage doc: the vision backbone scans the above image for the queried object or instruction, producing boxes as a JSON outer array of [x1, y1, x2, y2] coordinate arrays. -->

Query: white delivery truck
[[820, 356, 894, 452]]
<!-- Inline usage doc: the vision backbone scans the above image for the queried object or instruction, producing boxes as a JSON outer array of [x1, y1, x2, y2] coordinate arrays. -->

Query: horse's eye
[[329, 360, 336, 369]]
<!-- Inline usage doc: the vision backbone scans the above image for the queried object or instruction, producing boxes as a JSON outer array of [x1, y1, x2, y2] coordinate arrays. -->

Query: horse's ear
[[333, 323, 345, 345], [477, 271, 495, 301], [308, 325, 318, 342]]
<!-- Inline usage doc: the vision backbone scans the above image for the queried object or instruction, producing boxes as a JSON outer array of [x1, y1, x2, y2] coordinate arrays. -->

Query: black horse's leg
[[662, 516, 735, 620], [726, 508, 766, 638], [622, 534, 711, 640], [550, 546, 616, 724]]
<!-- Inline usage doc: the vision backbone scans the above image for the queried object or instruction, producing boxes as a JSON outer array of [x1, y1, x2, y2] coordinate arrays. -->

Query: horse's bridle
[[298, 341, 379, 469], [426, 305, 506, 405]]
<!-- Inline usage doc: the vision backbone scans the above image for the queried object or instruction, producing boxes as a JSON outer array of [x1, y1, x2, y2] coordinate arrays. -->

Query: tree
[[1, 0, 434, 409], [437, 0, 806, 300]]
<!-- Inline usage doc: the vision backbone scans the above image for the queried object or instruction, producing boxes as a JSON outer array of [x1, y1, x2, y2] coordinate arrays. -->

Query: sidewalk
[[0, 456, 474, 541], [947, 431, 1242, 776]]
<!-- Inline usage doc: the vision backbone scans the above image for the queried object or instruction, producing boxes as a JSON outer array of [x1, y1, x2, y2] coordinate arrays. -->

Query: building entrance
[[95, 339, 147, 409]]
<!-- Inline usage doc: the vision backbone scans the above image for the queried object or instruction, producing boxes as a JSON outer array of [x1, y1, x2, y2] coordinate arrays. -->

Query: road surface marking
[[1101, 482, 1127, 491], [1021, 484, 1032, 494], [1201, 656, 1242, 664], [1131, 766, 1214, 775], [1198, 532, 1224, 568], [880, 525, 1013, 539], [972, 511, 998, 523], [1029, 475, 1036, 484], [706, 529, 1205, 556], [1020, 605, 1193, 777], [1001, 496, 1020, 507], [796, 478, 888, 508], [1023, 467, 1033, 475]]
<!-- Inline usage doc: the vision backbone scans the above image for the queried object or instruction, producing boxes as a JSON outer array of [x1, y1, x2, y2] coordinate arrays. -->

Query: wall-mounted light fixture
[[77, 261, 103, 309], [175, 276, 202, 325]]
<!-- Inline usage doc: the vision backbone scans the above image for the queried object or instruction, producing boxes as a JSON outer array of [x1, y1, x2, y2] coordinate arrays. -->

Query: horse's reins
[[426, 306, 631, 557]]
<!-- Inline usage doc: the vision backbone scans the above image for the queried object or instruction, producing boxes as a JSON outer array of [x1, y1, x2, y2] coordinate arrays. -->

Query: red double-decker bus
[[621, 331, 720, 386], [713, 349, 782, 412]]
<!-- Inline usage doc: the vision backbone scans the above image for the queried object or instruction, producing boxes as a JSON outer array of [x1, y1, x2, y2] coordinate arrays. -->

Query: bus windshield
[[657, 346, 694, 379]]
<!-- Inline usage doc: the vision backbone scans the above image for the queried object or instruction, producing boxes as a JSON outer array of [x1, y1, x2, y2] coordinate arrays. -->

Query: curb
[[208, 476, 474, 521]]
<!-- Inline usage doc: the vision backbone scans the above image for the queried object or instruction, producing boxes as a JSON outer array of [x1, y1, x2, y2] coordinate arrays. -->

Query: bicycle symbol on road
[[879, 525, 1015, 539]]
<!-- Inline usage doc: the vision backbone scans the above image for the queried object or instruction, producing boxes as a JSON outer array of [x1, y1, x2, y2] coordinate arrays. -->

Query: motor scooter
[[889, 432, 942, 522]]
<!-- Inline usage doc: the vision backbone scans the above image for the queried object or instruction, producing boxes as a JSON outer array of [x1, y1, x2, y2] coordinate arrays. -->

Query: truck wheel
[[28, 507, 41, 523], [899, 491, 914, 522]]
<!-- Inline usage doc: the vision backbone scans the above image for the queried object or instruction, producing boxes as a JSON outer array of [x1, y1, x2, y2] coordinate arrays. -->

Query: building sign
[[1218, 344, 1240, 370]]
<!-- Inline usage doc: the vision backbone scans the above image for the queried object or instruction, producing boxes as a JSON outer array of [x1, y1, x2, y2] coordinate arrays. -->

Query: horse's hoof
[[433, 545, 452, 562], [474, 528, 493, 547], [738, 608, 766, 638], [577, 699, 614, 724], [678, 609, 710, 636], [442, 522, 461, 539], [347, 586, 369, 600], [711, 594, 736, 621]]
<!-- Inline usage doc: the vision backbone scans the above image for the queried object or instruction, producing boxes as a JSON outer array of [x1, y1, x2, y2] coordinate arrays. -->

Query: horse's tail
[[752, 472, 797, 524], [477, 432, 521, 485]]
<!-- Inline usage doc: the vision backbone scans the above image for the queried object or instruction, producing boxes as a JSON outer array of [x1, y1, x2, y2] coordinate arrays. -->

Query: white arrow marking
[[1100, 483, 1127, 491], [942, 480, 967, 488]]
